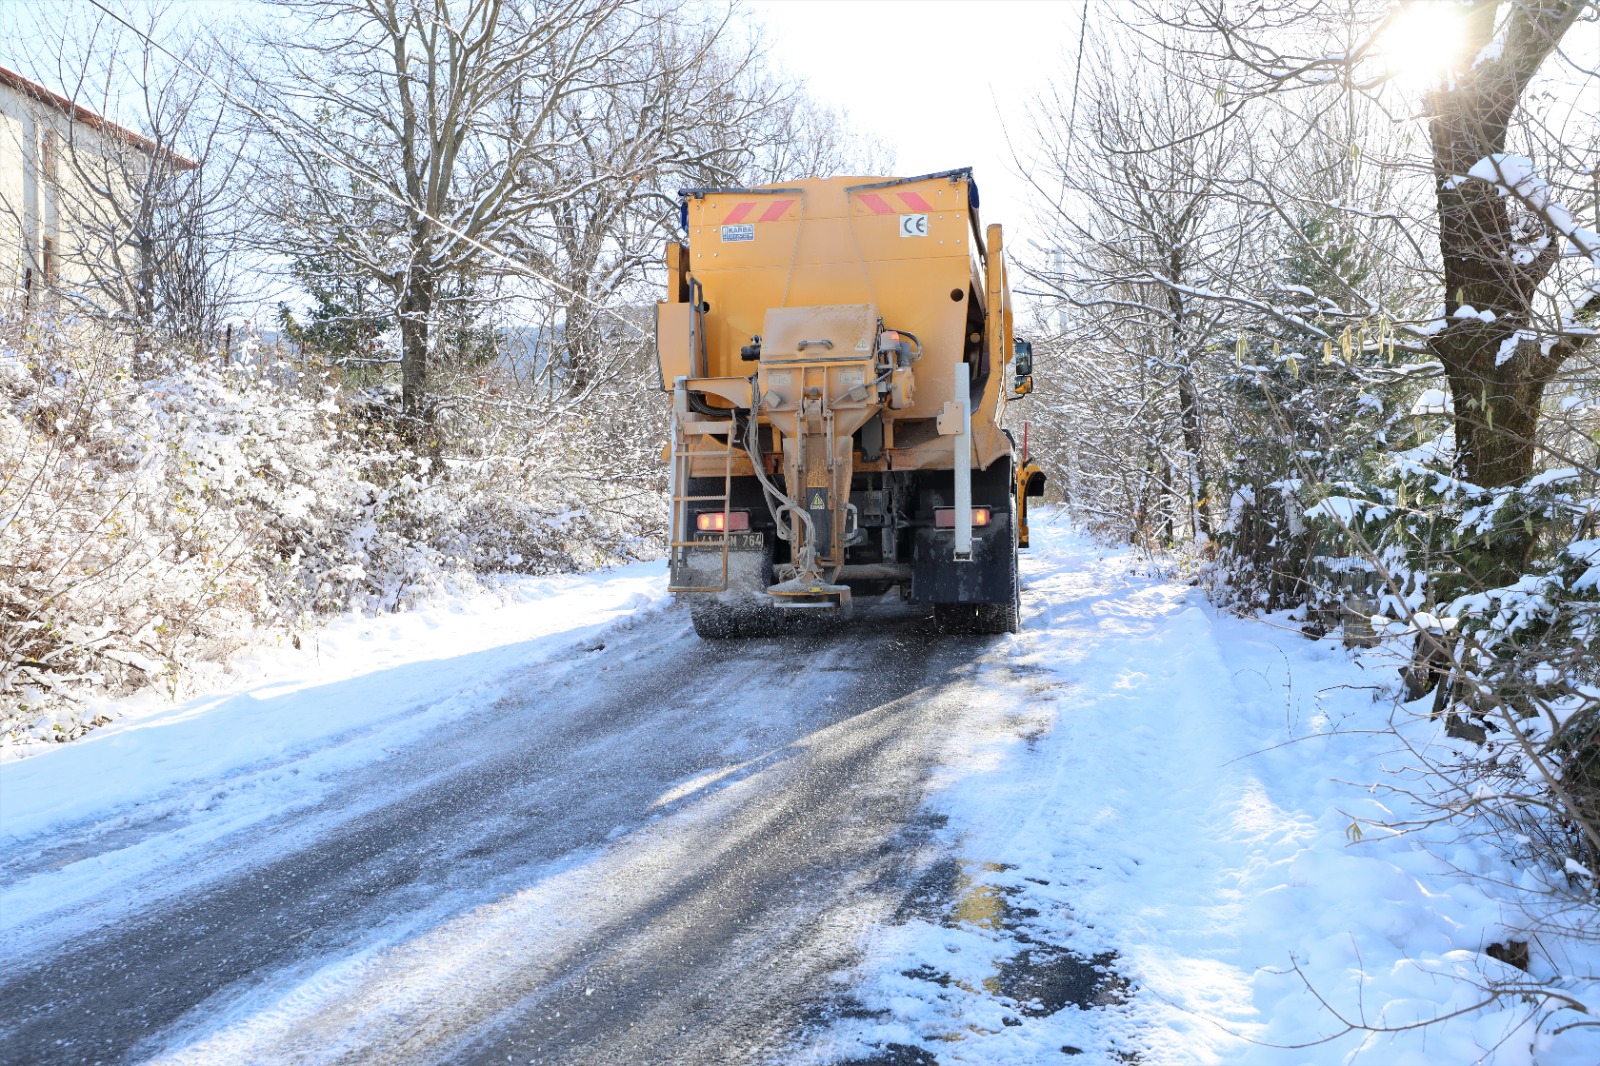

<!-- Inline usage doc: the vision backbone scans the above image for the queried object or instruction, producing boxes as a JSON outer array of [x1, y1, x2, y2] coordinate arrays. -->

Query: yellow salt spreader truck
[[655, 168, 1046, 638]]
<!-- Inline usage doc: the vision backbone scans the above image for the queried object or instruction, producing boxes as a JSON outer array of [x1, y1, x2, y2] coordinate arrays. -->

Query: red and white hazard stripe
[[719, 198, 795, 225], [858, 190, 934, 215]]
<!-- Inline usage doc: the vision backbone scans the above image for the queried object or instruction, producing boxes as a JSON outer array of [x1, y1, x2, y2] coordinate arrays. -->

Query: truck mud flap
[[910, 517, 1015, 604]]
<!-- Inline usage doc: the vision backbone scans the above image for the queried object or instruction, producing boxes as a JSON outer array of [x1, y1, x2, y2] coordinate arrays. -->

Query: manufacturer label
[[721, 223, 755, 242], [838, 369, 865, 388], [899, 214, 928, 237]]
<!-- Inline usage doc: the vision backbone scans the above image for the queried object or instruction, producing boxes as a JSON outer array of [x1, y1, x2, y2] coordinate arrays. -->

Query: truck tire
[[977, 504, 1021, 634], [975, 573, 1020, 634]]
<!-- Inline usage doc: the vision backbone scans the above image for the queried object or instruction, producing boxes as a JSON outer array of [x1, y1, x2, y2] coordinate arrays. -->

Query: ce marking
[[899, 213, 928, 237]]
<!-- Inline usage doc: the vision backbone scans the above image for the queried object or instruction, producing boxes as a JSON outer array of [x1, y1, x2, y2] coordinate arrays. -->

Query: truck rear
[[655, 168, 1045, 637]]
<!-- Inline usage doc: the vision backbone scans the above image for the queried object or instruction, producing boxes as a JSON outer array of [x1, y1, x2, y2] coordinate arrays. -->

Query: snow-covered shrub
[[1385, 455, 1600, 888], [1, 307, 659, 752], [1292, 409, 1600, 903]]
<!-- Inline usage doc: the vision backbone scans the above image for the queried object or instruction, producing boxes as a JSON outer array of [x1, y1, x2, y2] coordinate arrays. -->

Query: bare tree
[[252, 0, 642, 425], [1154, 0, 1600, 585], [1425, 2, 1598, 567], [1025, 28, 1256, 542], [513, 10, 894, 401], [516, 9, 777, 398]]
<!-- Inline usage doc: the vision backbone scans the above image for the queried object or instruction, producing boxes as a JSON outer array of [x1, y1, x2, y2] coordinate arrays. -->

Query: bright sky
[[0, 0, 1095, 321], [4, 0, 1087, 241], [745, 0, 1092, 251]]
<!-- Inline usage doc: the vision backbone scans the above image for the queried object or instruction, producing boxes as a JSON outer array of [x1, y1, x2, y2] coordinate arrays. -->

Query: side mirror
[[1013, 338, 1033, 379]]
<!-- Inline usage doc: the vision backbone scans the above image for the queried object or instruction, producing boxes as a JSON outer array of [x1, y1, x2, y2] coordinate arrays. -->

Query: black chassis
[[675, 454, 1017, 605]]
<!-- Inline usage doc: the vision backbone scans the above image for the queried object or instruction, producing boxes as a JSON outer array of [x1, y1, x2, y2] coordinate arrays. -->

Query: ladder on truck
[[667, 406, 739, 594]]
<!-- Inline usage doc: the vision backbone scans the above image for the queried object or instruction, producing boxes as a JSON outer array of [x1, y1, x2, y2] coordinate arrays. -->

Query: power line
[[84, 0, 653, 341]]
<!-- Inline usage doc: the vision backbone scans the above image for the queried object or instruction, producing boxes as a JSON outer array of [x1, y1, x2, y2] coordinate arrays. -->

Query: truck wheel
[[973, 495, 1022, 634], [975, 581, 1020, 634]]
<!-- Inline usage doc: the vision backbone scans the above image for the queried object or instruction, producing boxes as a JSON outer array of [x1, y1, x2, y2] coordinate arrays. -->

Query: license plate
[[694, 532, 763, 550]]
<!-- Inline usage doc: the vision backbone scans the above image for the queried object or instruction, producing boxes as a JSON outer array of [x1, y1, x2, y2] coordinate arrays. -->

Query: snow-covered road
[[4, 522, 1595, 1065], [2, 573, 1029, 1064]]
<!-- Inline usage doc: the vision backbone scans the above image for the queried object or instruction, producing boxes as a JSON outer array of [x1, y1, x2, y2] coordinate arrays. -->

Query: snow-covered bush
[[1209, 342, 1404, 614], [1279, 403, 1600, 904], [1374, 448, 1600, 884], [1, 307, 659, 751]]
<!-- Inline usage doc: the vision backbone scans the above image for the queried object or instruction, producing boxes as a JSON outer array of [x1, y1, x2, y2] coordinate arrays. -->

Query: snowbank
[[808, 523, 1600, 1065]]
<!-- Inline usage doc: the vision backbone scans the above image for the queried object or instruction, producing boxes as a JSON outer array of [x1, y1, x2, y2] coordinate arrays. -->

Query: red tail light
[[696, 510, 750, 532], [934, 507, 992, 529]]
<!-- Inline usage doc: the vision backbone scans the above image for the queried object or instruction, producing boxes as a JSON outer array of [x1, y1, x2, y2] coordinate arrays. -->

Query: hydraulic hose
[[742, 392, 818, 559]]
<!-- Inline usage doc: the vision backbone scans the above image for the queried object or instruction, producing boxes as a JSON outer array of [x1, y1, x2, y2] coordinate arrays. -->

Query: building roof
[[0, 63, 198, 170]]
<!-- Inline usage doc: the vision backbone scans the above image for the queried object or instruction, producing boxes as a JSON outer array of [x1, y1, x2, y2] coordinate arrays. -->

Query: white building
[[0, 63, 195, 304]]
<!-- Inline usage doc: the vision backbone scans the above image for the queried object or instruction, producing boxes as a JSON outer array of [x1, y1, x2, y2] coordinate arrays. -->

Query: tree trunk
[[1428, 97, 1556, 503], [131, 230, 157, 375], [565, 292, 595, 395], [1166, 254, 1213, 540], [137, 231, 156, 329], [400, 272, 433, 423], [1424, 0, 1591, 587], [1175, 363, 1213, 540]]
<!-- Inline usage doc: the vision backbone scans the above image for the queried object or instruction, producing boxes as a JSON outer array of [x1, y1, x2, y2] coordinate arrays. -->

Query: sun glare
[[1380, 1, 1471, 85]]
